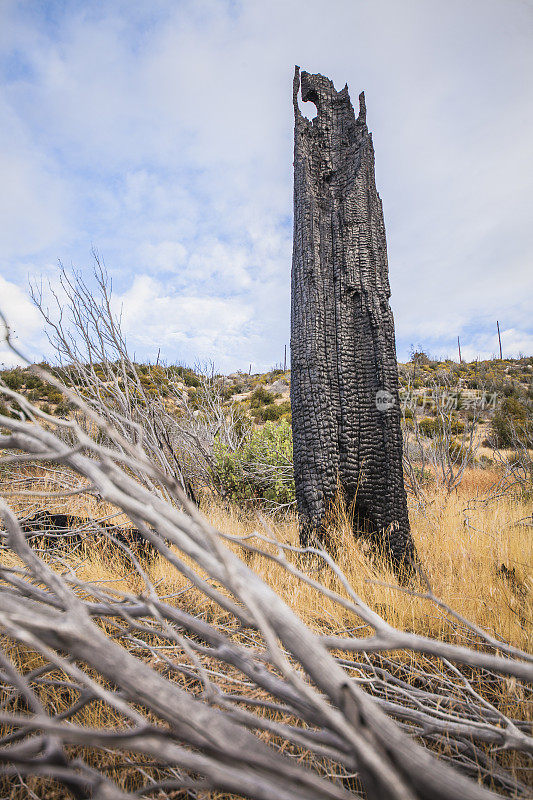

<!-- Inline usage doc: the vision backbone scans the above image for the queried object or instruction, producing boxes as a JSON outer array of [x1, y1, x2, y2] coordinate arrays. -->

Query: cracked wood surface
[[291, 67, 413, 563]]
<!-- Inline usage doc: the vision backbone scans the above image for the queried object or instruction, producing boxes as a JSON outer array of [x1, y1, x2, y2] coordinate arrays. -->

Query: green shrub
[[183, 370, 201, 388], [448, 437, 474, 463], [24, 374, 44, 391], [258, 401, 291, 422], [503, 381, 518, 397], [212, 419, 294, 505], [410, 349, 430, 365], [54, 401, 74, 417], [491, 397, 532, 448], [409, 465, 434, 487], [187, 388, 199, 406], [249, 386, 275, 408], [418, 416, 465, 438], [1, 370, 24, 390], [418, 417, 438, 437], [45, 387, 64, 403]]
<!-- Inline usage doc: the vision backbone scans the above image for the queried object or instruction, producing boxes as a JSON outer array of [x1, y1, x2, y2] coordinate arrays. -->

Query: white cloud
[[139, 240, 187, 273], [0, 100, 69, 257], [116, 274, 255, 371], [0, 276, 44, 366], [0, 0, 531, 368], [458, 328, 533, 363]]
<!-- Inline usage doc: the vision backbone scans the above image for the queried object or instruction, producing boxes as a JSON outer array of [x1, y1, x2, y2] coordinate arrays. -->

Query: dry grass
[[201, 472, 532, 653], [7, 466, 529, 651], [1, 465, 531, 797]]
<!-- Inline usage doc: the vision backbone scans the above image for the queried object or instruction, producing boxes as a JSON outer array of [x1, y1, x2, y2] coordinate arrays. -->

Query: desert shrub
[[1, 370, 24, 390], [222, 383, 244, 400], [186, 387, 199, 407], [409, 464, 434, 488], [24, 374, 44, 391], [419, 416, 465, 438], [212, 419, 294, 505], [491, 397, 533, 448], [44, 386, 64, 403], [183, 370, 200, 388], [249, 386, 275, 408], [410, 349, 429, 365], [27, 384, 60, 403], [448, 437, 474, 464], [54, 401, 74, 417], [259, 401, 291, 422], [451, 417, 466, 434]]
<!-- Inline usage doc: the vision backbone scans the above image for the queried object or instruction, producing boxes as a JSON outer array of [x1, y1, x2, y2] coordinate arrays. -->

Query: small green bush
[[249, 386, 275, 408], [45, 387, 64, 403], [418, 416, 465, 438], [491, 397, 532, 448], [212, 419, 294, 505], [24, 374, 44, 391], [183, 371, 201, 388], [259, 401, 291, 422], [54, 401, 73, 417], [1, 370, 24, 390]]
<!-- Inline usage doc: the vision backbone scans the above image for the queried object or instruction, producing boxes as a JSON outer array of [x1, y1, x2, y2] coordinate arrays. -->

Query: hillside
[[2, 354, 531, 444]]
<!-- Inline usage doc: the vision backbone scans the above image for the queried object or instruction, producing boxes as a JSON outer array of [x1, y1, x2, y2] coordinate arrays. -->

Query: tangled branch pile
[[0, 355, 531, 799]]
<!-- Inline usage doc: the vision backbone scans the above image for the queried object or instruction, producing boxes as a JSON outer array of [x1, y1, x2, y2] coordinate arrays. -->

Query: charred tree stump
[[290, 67, 414, 566]]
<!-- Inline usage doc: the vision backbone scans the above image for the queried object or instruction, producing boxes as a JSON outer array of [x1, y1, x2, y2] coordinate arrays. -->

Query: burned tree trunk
[[290, 67, 414, 566]]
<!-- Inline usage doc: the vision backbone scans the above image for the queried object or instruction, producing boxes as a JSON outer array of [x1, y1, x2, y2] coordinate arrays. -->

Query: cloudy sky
[[1, 0, 532, 371]]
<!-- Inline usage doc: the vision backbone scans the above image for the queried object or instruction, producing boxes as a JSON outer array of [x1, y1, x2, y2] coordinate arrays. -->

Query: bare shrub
[[29, 256, 257, 504], [402, 376, 483, 499]]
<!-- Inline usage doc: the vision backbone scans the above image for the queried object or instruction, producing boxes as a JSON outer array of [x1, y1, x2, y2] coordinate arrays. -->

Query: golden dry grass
[[203, 474, 532, 652], [1, 465, 532, 797]]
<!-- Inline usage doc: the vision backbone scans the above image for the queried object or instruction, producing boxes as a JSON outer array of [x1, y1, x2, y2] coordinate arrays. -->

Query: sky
[[1, 0, 532, 372]]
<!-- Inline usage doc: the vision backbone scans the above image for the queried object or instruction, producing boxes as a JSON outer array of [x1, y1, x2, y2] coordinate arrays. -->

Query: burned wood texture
[[290, 67, 413, 564]]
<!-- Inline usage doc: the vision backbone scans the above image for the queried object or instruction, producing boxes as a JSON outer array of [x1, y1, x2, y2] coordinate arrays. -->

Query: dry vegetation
[[1, 458, 531, 798], [0, 281, 531, 799]]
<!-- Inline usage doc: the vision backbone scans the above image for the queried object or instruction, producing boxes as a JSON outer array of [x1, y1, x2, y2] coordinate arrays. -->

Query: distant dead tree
[[291, 68, 413, 567]]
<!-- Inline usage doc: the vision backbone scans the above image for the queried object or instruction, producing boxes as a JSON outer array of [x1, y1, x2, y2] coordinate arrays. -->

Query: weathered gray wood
[[291, 67, 413, 564]]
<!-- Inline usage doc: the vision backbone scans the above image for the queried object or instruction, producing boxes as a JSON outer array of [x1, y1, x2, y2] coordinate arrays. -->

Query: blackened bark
[[290, 67, 414, 566]]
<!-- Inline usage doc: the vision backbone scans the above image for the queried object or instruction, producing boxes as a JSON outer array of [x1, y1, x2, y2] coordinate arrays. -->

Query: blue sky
[[1, 0, 532, 371]]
